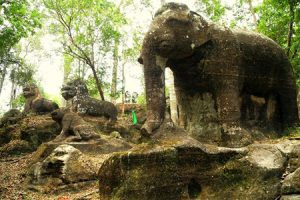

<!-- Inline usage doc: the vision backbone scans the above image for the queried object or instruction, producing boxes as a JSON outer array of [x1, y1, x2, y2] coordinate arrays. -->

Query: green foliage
[[43, 0, 127, 60], [195, 0, 225, 22], [43, 0, 127, 99], [0, 0, 40, 102], [11, 62, 36, 86], [122, 31, 143, 61], [283, 126, 300, 137], [137, 92, 146, 105], [0, 0, 41, 57], [63, 54, 73, 79], [86, 75, 100, 98], [11, 94, 25, 110], [44, 93, 62, 106], [257, 0, 300, 85]]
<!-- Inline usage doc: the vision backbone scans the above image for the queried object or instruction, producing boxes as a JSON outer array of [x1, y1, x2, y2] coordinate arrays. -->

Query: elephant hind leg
[[278, 89, 299, 128]]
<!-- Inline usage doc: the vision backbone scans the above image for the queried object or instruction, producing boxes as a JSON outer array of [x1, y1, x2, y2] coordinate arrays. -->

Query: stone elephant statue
[[138, 2, 299, 136]]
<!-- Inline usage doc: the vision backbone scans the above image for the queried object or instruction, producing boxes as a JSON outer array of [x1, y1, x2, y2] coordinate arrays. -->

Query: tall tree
[[0, 0, 41, 58], [0, 0, 41, 95], [43, 0, 126, 101], [111, 37, 120, 103], [257, 0, 300, 83]]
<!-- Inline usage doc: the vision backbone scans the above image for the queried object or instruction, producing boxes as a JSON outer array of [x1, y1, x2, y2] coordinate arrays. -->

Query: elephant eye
[[166, 18, 189, 26]]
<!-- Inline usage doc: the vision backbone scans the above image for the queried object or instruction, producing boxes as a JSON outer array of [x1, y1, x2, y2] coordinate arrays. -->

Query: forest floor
[[0, 153, 99, 200]]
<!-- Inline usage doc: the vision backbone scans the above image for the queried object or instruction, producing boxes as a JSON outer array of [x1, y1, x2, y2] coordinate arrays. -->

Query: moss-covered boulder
[[0, 115, 60, 155], [28, 144, 101, 193], [98, 135, 288, 200]]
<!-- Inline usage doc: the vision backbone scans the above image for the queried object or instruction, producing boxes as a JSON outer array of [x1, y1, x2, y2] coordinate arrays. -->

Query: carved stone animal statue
[[131, 92, 139, 103], [51, 108, 100, 141], [138, 3, 299, 135], [0, 109, 22, 127], [125, 91, 131, 103], [61, 79, 118, 121], [23, 84, 59, 114]]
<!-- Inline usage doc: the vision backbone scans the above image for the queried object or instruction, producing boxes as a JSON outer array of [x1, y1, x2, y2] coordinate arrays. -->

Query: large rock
[[28, 144, 101, 193], [280, 141, 300, 196], [98, 135, 286, 200], [31, 136, 133, 164], [27, 135, 133, 193], [281, 195, 300, 200], [282, 168, 300, 194], [0, 115, 60, 155]]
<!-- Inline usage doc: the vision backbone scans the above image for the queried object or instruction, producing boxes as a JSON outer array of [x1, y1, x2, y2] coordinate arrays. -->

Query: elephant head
[[139, 2, 209, 135]]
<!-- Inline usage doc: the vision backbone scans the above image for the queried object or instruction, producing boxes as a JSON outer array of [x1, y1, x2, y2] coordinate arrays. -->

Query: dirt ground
[[0, 153, 99, 200]]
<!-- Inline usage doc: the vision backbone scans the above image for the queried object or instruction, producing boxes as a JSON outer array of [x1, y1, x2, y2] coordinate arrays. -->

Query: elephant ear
[[189, 11, 211, 48]]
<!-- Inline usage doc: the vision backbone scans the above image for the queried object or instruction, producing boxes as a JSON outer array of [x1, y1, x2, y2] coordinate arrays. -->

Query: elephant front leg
[[142, 56, 166, 135]]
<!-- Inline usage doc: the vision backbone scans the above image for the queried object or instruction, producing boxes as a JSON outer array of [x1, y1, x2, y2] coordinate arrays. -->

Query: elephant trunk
[[141, 47, 166, 135]]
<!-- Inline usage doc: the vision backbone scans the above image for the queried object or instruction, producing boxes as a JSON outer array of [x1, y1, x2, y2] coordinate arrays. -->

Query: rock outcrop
[[28, 144, 99, 193], [0, 115, 60, 155], [98, 127, 300, 200], [0, 109, 22, 128], [27, 135, 133, 193], [98, 137, 287, 200]]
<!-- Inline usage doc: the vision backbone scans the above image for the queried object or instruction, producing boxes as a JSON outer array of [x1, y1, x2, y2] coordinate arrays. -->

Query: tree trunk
[[121, 62, 125, 115], [0, 65, 7, 95], [287, 2, 295, 57], [111, 38, 119, 103], [9, 70, 16, 108], [90, 63, 105, 101], [247, 0, 257, 25]]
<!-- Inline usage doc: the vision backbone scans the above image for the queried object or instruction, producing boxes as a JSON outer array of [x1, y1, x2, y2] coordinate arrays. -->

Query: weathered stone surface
[[61, 79, 118, 121], [98, 135, 286, 200], [0, 139, 31, 155], [23, 83, 59, 114], [138, 2, 299, 145], [0, 109, 22, 128], [246, 144, 286, 170], [288, 144, 300, 173], [281, 195, 300, 200], [282, 167, 300, 194], [28, 145, 100, 193], [281, 143, 300, 195], [31, 136, 132, 164], [51, 108, 101, 141], [27, 132, 133, 193], [83, 116, 142, 143], [0, 115, 60, 155]]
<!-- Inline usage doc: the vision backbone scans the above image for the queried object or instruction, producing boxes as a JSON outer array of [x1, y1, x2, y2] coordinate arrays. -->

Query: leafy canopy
[[0, 0, 41, 57], [257, 0, 300, 84]]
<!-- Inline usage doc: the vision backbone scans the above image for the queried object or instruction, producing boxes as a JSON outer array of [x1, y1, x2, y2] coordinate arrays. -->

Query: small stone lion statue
[[23, 83, 59, 114], [0, 109, 22, 128], [61, 79, 118, 121], [51, 108, 100, 141]]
